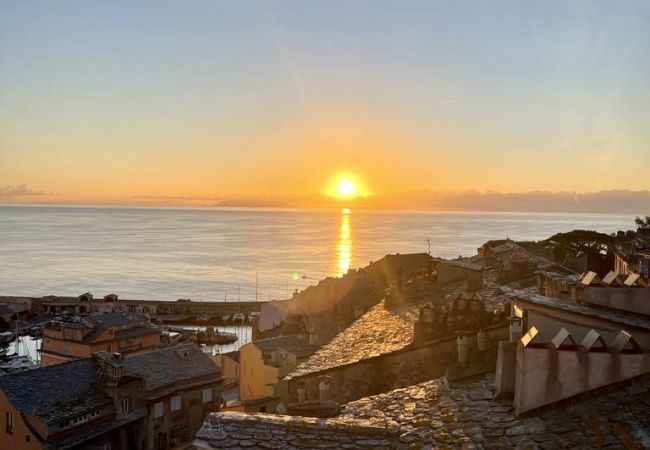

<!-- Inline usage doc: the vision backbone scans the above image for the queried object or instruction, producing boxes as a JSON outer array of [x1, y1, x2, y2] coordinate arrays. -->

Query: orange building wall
[[0, 391, 43, 450], [41, 329, 160, 366]]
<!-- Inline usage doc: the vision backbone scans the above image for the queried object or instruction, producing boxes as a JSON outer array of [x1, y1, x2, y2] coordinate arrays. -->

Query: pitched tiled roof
[[109, 343, 221, 393], [0, 358, 111, 425], [90, 312, 149, 327], [253, 335, 316, 358], [285, 300, 417, 380], [0, 303, 28, 314], [433, 258, 484, 272], [338, 372, 650, 448], [82, 312, 156, 343], [0, 304, 17, 316], [114, 326, 160, 340]]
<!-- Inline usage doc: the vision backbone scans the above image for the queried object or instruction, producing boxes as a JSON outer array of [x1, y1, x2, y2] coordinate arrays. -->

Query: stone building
[[614, 236, 650, 280], [40, 311, 161, 365], [255, 253, 434, 347], [0, 303, 28, 329], [282, 249, 523, 407], [284, 295, 508, 406], [0, 343, 222, 450]]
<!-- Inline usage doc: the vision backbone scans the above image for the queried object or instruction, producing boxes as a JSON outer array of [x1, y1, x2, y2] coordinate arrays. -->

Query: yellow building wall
[[212, 354, 240, 385], [0, 391, 43, 450], [239, 343, 279, 401]]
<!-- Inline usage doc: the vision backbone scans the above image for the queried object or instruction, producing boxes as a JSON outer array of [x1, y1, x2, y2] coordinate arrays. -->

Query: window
[[69, 410, 101, 426], [112, 366, 123, 381], [121, 397, 130, 414], [6, 412, 13, 434], [153, 401, 164, 419], [202, 388, 212, 403], [170, 395, 182, 412]]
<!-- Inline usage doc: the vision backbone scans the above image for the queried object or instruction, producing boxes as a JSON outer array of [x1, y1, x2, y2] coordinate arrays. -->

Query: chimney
[[509, 316, 523, 343], [296, 381, 306, 403], [98, 352, 125, 386], [318, 376, 332, 402], [477, 329, 487, 353], [456, 331, 471, 365]]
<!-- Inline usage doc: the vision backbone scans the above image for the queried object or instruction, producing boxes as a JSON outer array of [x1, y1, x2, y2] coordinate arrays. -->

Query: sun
[[337, 178, 357, 197], [325, 173, 370, 200]]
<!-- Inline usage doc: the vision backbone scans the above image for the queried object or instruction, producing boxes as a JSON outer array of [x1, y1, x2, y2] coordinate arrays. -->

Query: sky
[[1, 1, 649, 210]]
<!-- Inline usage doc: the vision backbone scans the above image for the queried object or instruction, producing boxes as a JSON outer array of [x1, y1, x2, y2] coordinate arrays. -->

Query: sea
[[0, 204, 636, 302]]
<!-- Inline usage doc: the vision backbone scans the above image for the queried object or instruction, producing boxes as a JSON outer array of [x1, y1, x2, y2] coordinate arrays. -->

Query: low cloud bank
[[0, 184, 46, 197], [357, 190, 650, 214], [10, 188, 647, 214], [199, 189, 650, 214]]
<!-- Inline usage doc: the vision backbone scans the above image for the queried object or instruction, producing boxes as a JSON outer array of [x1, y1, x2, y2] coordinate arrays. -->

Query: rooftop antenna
[[255, 272, 259, 302], [426, 238, 431, 255]]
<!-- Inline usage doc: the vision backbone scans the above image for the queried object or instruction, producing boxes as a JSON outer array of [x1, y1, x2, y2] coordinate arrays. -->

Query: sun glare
[[326, 174, 369, 200], [337, 179, 357, 197]]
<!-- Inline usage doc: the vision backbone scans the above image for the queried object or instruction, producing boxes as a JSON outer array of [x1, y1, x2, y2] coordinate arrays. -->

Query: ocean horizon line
[[0, 201, 641, 218]]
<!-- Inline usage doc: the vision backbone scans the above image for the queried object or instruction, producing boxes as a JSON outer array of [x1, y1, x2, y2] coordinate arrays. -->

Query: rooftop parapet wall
[[193, 411, 400, 449], [514, 326, 650, 416], [287, 323, 508, 405], [582, 286, 650, 316], [504, 287, 650, 348]]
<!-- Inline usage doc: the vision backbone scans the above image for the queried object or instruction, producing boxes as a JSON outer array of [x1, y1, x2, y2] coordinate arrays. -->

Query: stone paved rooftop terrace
[[193, 411, 399, 449], [195, 372, 650, 449], [338, 372, 650, 449]]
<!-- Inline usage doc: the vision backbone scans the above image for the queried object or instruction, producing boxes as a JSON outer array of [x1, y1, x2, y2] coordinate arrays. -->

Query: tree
[[635, 216, 650, 231]]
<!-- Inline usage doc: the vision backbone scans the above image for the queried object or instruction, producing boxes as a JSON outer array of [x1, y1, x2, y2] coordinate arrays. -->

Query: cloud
[[129, 189, 650, 214], [132, 194, 220, 202], [0, 184, 46, 197], [357, 189, 650, 214]]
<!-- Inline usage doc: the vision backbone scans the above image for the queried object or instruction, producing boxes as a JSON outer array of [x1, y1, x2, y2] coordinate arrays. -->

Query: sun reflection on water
[[337, 210, 352, 276]]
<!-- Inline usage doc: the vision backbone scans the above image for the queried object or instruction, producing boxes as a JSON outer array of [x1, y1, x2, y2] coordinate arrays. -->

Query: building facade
[[40, 312, 160, 365], [212, 351, 239, 385], [239, 335, 315, 413], [0, 344, 222, 450]]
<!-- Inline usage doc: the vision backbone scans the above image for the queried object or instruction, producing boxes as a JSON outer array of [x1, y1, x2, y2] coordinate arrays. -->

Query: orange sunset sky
[[1, 2, 649, 211]]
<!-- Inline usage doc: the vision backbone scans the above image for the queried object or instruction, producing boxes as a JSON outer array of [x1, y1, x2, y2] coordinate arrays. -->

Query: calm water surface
[[0, 204, 634, 301]]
